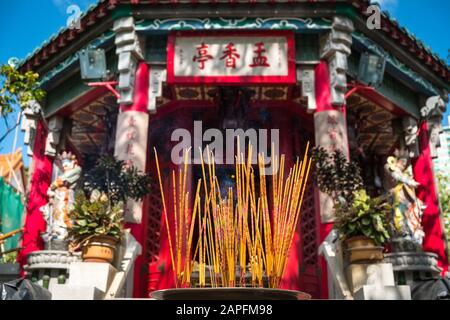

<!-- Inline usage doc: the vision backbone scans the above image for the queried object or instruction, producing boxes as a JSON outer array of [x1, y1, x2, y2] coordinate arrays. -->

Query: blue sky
[[0, 0, 449, 166]]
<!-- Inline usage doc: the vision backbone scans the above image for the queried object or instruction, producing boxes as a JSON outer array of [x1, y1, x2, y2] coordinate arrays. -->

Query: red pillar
[[119, 62, 150, 297], [154, 174, 176, 291], [412, 121, 449, 274], [314, 61, 349, 299], [275, 112, 302, 290], [18, 121, 53, 273], [152, 112, 195, 291]]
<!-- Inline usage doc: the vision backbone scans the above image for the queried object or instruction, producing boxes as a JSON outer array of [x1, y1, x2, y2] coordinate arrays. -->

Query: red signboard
[[167, 30, 296, 85]]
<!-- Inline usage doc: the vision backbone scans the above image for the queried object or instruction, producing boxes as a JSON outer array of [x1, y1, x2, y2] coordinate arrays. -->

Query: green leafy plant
[[69, 190, 123, 244], [0, 64, 46, 146], [436, 173, 450, 256], [335, 190, 391, 246], [0, 64, 45, 116], [1, 251, 18, 264], [312, 147, 390, 245], [82, 155, 152, 206], [69, 155, 151, 246]]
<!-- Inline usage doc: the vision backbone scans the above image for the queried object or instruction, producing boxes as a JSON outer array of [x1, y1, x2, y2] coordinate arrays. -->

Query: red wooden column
[[274, 112, 303, 290], [18, 121, 53, 272], [413, 121, 449, 274], [115, 62, 151, 297], [313, 61, 350, 299], [153, 162, 177, 291]]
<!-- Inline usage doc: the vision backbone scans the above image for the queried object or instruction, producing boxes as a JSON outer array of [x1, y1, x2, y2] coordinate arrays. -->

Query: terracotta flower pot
[[81, 235, 118, 264], [344, 236, 384, 264]]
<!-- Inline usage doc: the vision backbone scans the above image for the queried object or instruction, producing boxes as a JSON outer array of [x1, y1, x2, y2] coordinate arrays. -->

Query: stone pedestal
[[345, 263, 395, 294], [44, 240, 69, 251], [67, 262, 117, 293], [345, 262, 411, 300], [354, 285, 411, 300], [48, 263, 117, 300], [384, 251, 441, 285], [50, 284, 105, 300]]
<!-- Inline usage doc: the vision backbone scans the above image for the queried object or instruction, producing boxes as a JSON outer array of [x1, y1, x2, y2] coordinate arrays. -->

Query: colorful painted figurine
[[41, 152, 82, 247], [383, 153, 426, 248]]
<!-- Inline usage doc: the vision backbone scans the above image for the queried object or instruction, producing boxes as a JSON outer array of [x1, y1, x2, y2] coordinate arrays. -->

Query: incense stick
[[154, 142, 312, 289]]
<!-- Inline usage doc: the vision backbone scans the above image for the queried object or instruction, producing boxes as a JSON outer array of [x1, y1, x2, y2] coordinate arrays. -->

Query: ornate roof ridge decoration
[[136, 17, 332, 31], [20, 0, 118, 72], [320, 16, 354, 106], [348, 0, 449, 84], [113, 16, 145, 104], [18, 0, 450, 86]]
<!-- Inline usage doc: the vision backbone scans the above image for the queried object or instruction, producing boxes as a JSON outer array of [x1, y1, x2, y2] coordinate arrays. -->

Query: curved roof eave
[[18, 0, 450, 91]]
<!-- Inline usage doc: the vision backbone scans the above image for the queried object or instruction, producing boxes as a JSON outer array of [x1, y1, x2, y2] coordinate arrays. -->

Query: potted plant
[[312, 147, 390, 264], [335, 190, 391, 264], [69, 155, 151, 264], [69, 190, 123, 263]]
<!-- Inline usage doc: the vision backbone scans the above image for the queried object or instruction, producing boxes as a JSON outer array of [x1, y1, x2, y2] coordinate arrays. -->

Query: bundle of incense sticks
[[154, 142, 311, 289]]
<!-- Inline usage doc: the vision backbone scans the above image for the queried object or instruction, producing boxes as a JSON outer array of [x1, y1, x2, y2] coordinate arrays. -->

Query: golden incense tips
[[154, 143, 311, 289]]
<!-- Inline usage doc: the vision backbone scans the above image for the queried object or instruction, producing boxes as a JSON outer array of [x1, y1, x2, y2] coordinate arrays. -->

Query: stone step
[[354, 285, 411, 300]]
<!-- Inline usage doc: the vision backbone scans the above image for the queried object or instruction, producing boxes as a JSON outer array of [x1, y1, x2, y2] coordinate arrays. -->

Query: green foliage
[[0, 64, 46, 116], [82, 155, 152, 206], [312, 147, 364, 207], [312, 147, 390, 245], [69, 191, 123, 243], [437, 173, 450, 255], [335, 190, 391, 246], [1, 251, 18, 264], [70, 155, 152, 245]]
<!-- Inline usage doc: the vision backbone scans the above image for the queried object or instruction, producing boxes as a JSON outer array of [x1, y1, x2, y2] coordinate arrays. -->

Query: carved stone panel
[[314, 110, 349, 223], [114, 110, 149, 224]]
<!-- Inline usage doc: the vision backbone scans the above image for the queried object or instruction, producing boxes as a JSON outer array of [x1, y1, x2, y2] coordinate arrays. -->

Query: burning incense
[[154, 143, 312, 289]]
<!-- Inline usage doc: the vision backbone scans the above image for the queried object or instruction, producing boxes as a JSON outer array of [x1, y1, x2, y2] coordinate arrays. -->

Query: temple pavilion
[[16, 0, 450, 299]]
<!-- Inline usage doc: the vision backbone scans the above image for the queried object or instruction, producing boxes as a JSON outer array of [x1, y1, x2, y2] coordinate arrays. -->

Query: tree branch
[[0, 121, 20, 146]]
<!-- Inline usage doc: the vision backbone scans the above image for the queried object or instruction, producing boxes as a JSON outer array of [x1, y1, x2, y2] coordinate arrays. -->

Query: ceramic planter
[[344, 236, 384, 264], [81, 235, 118, 264]]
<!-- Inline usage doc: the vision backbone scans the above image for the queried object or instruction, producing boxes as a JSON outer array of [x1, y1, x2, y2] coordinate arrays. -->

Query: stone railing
[[25, 251, 82, 289]]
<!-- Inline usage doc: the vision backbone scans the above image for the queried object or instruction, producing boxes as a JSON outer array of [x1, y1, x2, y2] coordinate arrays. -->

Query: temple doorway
[[144, 86, 321, 297]]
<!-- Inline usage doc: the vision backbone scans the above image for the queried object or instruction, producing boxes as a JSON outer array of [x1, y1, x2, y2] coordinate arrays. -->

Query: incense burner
[[151, 288, 311, 300]]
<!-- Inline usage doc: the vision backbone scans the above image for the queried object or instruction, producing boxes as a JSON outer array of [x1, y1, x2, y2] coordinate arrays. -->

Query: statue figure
[[383, 153, 426, 250], [41, 152, 82, 248], [420, 95, 446, 159]]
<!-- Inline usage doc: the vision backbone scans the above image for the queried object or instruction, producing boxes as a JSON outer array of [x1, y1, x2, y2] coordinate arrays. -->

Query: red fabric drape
[[413, 121, 449, 274], [17, 121, 53, 273]]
